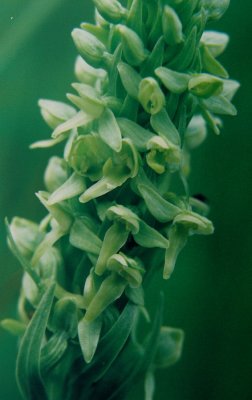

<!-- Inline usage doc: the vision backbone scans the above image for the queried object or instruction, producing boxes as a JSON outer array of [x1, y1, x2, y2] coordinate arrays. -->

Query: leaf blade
[[16, 283, 55, 400]]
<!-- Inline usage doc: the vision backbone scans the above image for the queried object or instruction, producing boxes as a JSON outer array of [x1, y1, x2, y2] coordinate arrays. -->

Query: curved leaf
[[16, 283, 55, 400]]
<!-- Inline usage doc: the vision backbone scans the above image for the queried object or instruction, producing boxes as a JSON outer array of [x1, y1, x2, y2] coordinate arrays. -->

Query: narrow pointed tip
[[4, 216, 9, 227], [71, 82, 79, 90], [113, 142, 122, 153], [71, 28, 78, 38], [47, 197, 56, 206], [163, 273, 170, 280], [78, 193, 89, 203]]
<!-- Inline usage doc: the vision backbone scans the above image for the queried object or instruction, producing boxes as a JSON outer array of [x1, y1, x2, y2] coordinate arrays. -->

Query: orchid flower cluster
[[2, 0, 238, 399]]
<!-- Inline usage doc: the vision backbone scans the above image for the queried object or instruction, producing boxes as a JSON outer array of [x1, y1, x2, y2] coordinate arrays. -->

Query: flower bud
[[71, 28, 108, 68], [93, 0, 128, 23], [184, 115, 207, 149], [36, 191, 73, 233], [44, 157, 68, 193], [188, 74, 223, 98], [201, 31, 229, 57], [162, 6, 183, 46], [22, 272, 40, 306], [68, 83, 105, 117], [138, 77, 165, 115], [74, 56, 108, 90], [117, 62, 141, 100], [8, 218, 44, 259], [116, 24, 147, 66], [95, 9, 110, 27], [204, 0, 230, 21], [154, 327, 184, 368]]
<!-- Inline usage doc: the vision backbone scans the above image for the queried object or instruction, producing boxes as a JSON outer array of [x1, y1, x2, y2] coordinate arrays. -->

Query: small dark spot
[[193, 193, 209, 203]]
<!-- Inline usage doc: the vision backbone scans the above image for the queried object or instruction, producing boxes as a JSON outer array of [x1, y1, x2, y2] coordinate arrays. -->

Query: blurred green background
[[0, 1, 251, 399]]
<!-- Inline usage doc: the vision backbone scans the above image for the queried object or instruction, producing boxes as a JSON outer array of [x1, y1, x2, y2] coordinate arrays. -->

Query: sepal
[[162, 5, 183, 46], [116, 24, 147, 66], [71, 28, 110, 68], [38, 99, 76, 129], [138, 78, 165, 115], [93, 0, 128, 23]]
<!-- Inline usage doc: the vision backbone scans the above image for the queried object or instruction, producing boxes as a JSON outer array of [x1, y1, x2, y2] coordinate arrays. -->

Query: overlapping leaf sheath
[[2, 1, 238, 399]]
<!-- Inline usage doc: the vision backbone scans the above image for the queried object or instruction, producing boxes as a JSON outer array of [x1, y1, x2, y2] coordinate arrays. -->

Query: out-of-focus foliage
[[0, 1, 251, 399]]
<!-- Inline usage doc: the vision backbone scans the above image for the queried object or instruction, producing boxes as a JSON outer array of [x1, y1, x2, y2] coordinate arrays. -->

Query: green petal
[[93, 0, 128, 24], [117, 118, 154, 151], [95, 222, 129, 276], [162, 5, 183, 46], [70, 217, 102, 255], [117, 24, 147, 66], [78, 315, 103, 363], [138, 184, 181, 223], [203, 0, 230, 21], [98, 108, 122, 152], [184, 115, 207, 149], [52, 110, 95, 139], [138, 77, 165, 115], [201, 95, 237, 116], [48, 172, 86, 205], [35, 191, 73, 232], [167, 26, 197, 71], [200, 30, 229, 57], [188, 74, 223, 98], [71, 28, 107, 68], [68, 134, 112, 179], [117, 62, 141, 100], [38, 99, 76, 129], [84, 273, 127, 322], [133, 219, 169, 249], [163, 225, 188, 279], [0, 319, 26, 336], [155, 67, 190, 94], [106, 204, 139, 234], [74, 55, 107, 88], [200, 45, 229, 78], [151, 108, 181, 146]]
